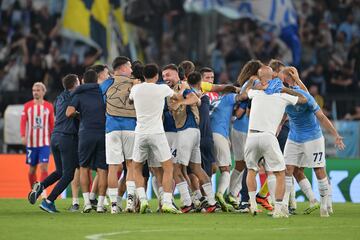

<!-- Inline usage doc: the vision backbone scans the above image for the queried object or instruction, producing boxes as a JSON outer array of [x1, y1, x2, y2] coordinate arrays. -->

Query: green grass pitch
[[0, 199, 358, 240]]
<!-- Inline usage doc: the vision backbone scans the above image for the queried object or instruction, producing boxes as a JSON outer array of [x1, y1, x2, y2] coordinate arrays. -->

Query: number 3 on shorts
[[313, 152, 323, 162]]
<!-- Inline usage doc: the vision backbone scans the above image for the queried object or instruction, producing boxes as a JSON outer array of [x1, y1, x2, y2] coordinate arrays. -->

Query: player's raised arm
[[315, 110, 345, 150], [281, 87, 308, 104], [287, 67, 309, 92]]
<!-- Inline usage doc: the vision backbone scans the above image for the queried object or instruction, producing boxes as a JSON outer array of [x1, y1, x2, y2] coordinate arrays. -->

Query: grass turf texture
[[0, 199, 358, 240]]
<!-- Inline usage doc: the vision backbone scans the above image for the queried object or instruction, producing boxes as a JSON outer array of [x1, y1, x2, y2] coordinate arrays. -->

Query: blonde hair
[[33, 82, 47, 93]]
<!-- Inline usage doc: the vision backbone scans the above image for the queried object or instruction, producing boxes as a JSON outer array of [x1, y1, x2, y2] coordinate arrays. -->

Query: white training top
[[129, 83, 174, 134], [247, 89, 298, 135]]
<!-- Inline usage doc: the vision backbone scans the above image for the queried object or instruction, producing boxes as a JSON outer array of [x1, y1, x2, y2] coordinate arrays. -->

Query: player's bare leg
[[39, 163, 48, 198], [134, 161, 150, 214], [228, 160, 246, 207], [246, 169, 259, 215], [272, 170, 287, 218], [69, 168, 80, 212], [80, 166, 92, 212], [96, 168, 108, 213], [28, 165, 37, 189], [189, 162, 218, 212], [293, 167, 319, 214], [90, 174, 98, 209], [117, 174, 126, 210], [314, 167, 330, 217], [215, 166, 233, 212], [108, 164, 122, 213], [173, 163, 192, 212], [125, 159, 136, 212]]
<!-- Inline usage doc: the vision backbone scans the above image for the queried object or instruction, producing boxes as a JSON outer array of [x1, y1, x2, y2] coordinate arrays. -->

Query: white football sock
[[82, 192, 91, 206], [136, 187, 147, 202], [327, 181, 333, 209], [248, 191, 257, 209], [176, 181, 192, 206], [163, 192, 173, 205], [217, 171, 230, 194], [98, 195, 105, 207], [318, 178, 329, 209], [126, 181, 136, 196], [267, 174, 276, 204], [72, 198, 79, 205], [117, 196, 123, 208], [202, 182, 216, 205], [283, 176, 293, 208], [298, 178, 317, 204], [89, 192, 96, 201], [229, 169, 244, 197], [108, 188, 118, 204], [159, 186, 164, 205]]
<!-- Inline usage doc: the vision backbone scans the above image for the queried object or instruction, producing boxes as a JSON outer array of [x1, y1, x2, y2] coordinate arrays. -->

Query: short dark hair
[[179, 60, 195, 78], [83, 70, 98, 83], [187, 71, 202, 85], [62, 74, 78, 90], [87, 64, 107, 74], [162, 63, 178, 72], [112, 56, 130, 70], [143, 63, 159, 79], [132, 60, 145, 82], [200, 67, 213, 75]]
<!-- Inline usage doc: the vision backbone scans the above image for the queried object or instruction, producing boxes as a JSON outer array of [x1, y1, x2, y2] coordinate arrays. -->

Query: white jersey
[[129, 82, 174, 134], [247, 89, 298, 135]]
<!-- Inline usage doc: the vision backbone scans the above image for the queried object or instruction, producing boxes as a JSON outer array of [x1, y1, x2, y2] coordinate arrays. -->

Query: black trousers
[[42, 133, 79, 202]]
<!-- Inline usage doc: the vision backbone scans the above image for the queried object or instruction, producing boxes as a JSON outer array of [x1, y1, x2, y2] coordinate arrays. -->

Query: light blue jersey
[[285, 86, 322, 143], [100, 78, 136, 133], [233, 78, 283, 133], [210, 93, 237, 138]]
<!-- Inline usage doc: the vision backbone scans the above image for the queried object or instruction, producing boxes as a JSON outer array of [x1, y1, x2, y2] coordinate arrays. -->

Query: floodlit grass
[[0, 199, 358, 240]]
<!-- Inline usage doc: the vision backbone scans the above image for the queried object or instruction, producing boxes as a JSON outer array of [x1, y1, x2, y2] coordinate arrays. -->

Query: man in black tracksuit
[[28, 74, 80, 213]]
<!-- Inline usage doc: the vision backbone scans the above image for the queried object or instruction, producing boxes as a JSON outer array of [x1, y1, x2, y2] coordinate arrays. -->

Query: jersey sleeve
[[20, 104, 28, 137], [69, 94, 80, 110], [238, 101, 248, 110], [183, 89, 193, 98], [201, 82, 213, 93], [307, 94, 321, 113], [162, 85, 174, 98], [129, 86, 136, 100], [283, 94, 299, 105], [227, 93, 237, 105]]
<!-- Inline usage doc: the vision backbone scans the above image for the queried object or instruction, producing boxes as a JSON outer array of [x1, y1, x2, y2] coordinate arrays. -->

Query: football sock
[[82, 192, 91, 206], [217, 171, 230, 195], [248, 191, 257, 209], [283, 176, 293, 207], [229, 169, 244, 197], [98, 195, 105, 207], [28, 173, 37, 189], [318, 178, 329, 208], [163, 192, 173, 205], [267, 175, 276, 203], [298, 178, 317, 204], [202, 182, 216, 205], [177, 181, 192, 206], [72, 198, 79, 205], [89, 192, 96, 201], [108, 188, 118, 204], [126, 181, 136, 197], [257, 180, 268, 198], [136, 187, 147, 202]]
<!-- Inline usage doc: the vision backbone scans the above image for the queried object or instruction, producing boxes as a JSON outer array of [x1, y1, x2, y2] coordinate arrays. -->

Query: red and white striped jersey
[[20, 100, 54, 148], [205, 92, 219, 103]]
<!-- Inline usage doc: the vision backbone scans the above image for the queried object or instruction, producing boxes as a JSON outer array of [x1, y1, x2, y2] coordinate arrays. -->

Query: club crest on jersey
[[34, 116, 43, 129]]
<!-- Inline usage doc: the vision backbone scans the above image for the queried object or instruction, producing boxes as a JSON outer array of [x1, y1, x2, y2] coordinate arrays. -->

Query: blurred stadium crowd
[[0, 0, 359, 119]]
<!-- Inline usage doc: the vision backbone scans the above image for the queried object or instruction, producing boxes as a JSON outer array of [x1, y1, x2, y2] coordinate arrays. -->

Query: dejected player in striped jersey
[[20, 82, 54, 196]]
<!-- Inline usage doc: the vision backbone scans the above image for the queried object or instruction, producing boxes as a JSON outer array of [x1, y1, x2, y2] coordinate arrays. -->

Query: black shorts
[[277, 122, 290, 153], [78, 132, 107, 170]]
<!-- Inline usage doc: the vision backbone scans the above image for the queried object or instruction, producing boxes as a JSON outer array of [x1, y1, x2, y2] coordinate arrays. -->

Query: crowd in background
[[0, 0, 359, 119]]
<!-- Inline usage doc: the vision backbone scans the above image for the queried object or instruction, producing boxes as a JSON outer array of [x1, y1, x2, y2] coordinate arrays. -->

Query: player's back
[[131, 82, 173, 134], [285, 87, 322, 143], [248, 90, 298, 135]]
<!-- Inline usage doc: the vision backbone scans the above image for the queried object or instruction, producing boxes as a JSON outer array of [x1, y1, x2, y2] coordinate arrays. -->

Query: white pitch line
[[85, 226, 359, 240]]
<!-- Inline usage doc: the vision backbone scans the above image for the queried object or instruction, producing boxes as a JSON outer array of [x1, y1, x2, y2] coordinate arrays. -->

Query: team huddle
[[23, 56, 345, 218]]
